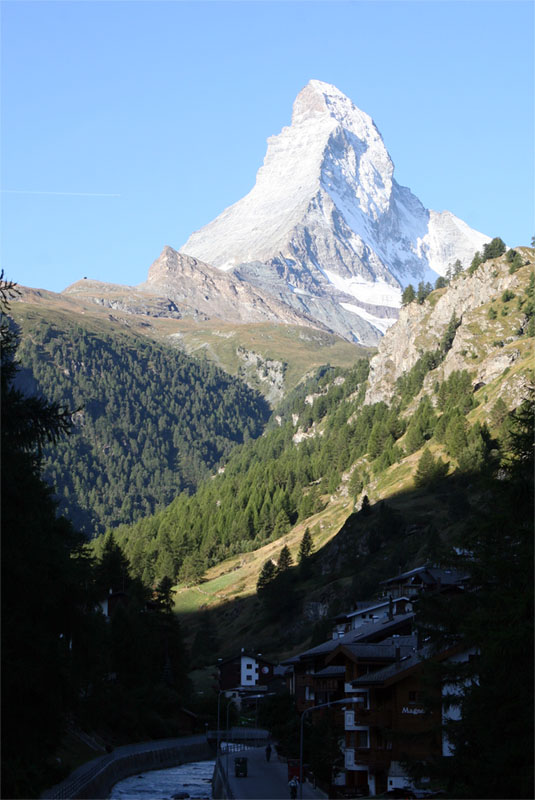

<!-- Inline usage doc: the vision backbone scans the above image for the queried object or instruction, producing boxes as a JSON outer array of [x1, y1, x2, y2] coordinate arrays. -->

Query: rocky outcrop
[[236, 347, 287, 405], [364, 251, 534, 407], [140, 246, 332, 331]]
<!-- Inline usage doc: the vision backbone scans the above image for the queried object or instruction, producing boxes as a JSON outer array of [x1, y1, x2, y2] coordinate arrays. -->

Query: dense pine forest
[[13, 311, 270, 533], [105, 316, 527, 588]]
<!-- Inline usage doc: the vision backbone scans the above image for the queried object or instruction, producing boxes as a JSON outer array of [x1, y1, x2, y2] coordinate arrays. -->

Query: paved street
[[222, 745, 328, 800]]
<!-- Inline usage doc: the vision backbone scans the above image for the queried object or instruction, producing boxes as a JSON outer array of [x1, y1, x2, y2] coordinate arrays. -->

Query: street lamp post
[[224, 692, 272, 778], [299, 697, 363, 799], [216, 689, 225, 759], [216, 658, 223, 762], [225, 695, 240, 777]]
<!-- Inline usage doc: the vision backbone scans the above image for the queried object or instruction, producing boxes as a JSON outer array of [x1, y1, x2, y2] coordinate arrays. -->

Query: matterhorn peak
[[291, 80, 379, 140], [291, 79, 354, 121], [180, 81, 490, 344]]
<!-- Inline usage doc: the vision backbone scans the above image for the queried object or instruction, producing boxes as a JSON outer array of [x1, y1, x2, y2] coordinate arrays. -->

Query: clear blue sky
[[1, 0, 533, 293]]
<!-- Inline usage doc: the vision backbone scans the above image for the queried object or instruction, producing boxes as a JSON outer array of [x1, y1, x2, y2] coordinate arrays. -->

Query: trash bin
[[234, 756, 248, 777]]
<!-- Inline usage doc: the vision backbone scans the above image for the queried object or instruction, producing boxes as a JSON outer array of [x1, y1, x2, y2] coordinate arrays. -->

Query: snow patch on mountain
[[323, 270, 401, 308], [340, 302, 397, 334], [180, 80, 490, 343]]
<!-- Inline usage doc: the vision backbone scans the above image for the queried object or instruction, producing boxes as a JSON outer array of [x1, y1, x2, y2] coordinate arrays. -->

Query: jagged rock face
[[139, 246, 328, 329], [181, 80, 490, 343], [364, 252, 534, 407]]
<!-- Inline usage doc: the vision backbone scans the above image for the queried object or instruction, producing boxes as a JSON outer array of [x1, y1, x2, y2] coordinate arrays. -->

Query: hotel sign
[[402, 706, 426, 715]]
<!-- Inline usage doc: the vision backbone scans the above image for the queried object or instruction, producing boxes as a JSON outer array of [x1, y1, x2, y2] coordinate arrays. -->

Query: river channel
[[109, 759, 215, 800]]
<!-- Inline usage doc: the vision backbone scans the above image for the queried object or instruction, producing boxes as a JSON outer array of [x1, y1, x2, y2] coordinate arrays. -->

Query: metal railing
[[41, 737, 211, 799]]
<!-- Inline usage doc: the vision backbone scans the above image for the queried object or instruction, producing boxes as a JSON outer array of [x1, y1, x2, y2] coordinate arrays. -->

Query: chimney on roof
[[388, 595, 394, 621], [395, 646, 400, 663]]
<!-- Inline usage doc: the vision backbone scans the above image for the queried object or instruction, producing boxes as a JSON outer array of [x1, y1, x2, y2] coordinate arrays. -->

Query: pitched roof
[[380, 565, 468, 587], [313, 665, 346, 678], [280, 615, 416, 665], [352, 643, 433, 686], [334, 595, 411, 622]]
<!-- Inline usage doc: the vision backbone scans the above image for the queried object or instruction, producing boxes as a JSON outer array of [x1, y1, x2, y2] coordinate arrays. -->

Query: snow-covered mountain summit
[[180, 80, 490, 343]]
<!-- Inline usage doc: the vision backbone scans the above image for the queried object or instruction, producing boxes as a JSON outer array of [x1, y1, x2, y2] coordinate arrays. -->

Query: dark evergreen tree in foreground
[[1, 276, 90, 797], [1, 275, 192, 798], [415, 396, 534, 798]]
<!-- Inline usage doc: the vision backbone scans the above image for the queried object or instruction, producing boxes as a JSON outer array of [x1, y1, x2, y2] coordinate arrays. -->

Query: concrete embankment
[[41, 735, 213, 799]]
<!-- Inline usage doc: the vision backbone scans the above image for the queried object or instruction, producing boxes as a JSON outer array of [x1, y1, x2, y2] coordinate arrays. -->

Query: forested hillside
[[12, 309, 271, 534], [104, 250, 534, 599]]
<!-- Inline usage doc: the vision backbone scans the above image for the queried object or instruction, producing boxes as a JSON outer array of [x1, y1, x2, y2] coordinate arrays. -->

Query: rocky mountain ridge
[[57, 81, 491, 346], [62, 247, 325, 331], [181, 80, 490, 342]]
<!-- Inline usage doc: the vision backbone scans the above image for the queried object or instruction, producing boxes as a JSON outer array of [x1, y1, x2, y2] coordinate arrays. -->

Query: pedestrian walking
[[265, 743, 272, 761], [289, 776, 298, 799]]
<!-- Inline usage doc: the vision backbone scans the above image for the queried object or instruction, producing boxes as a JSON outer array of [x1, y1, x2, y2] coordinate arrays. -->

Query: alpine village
[[2, 81, 533, 800]]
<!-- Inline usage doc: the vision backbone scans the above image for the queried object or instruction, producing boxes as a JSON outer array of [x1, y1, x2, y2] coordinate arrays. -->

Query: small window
[[409, 691, 417, 702], [357, 729, 369, 748]]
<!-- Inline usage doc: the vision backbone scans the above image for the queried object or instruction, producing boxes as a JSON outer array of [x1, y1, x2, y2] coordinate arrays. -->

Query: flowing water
[[109, 759, 215, 800]]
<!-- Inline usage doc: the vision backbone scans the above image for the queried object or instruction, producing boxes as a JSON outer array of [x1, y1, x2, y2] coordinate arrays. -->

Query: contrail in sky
[[1, 189, 121, 197]]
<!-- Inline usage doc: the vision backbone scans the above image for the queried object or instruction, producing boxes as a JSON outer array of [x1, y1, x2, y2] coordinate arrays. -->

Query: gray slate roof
[[352, 643, 433, 685], [280, 615, 416, 665], [380, 565, 468, 587], [313, 665, 346, 678]]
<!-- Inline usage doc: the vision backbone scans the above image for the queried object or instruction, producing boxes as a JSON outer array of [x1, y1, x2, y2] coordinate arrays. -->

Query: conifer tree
[[414, 448, 449, 487], [277, 544, 293, 572], [298, 528, 314, 562], [153, 575, 175, 613], [468, 251, 483, 274], [441, 312, 460, 353], [94, 532, 131, 595], [482, 236, 506, 261], [401, 284, 416, 305], [416, 281, 428, 304], [256, 560, 276, 595], [361, 495, 371, 515]]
